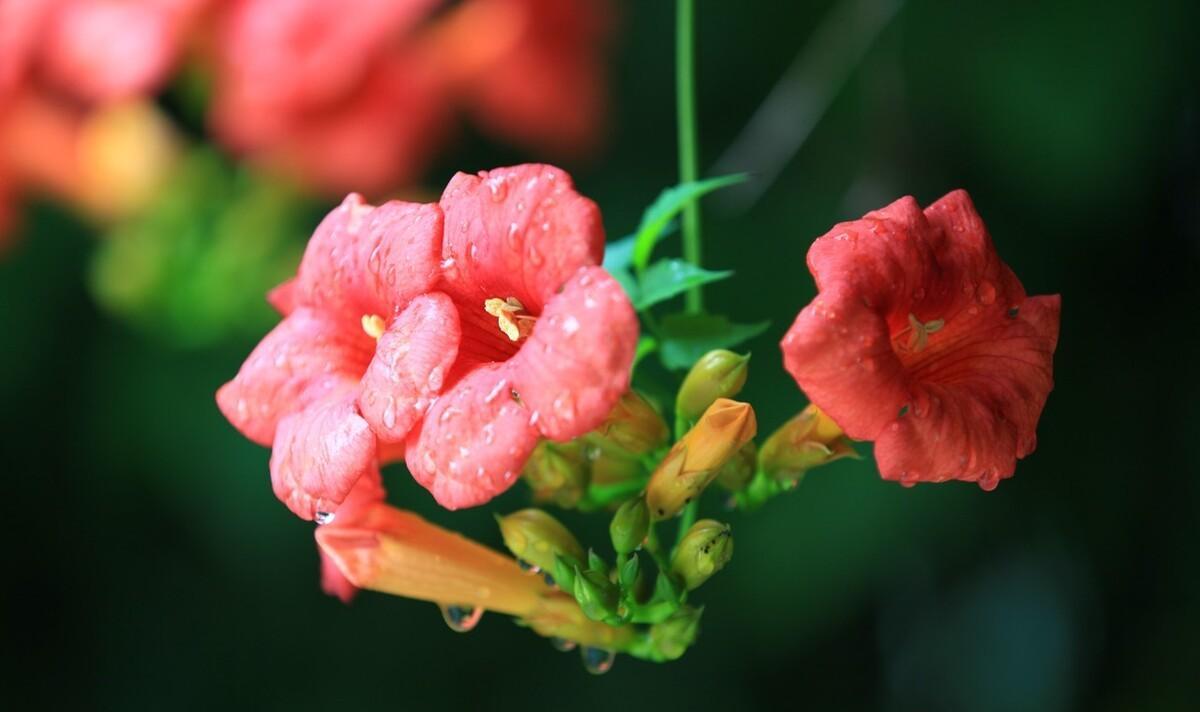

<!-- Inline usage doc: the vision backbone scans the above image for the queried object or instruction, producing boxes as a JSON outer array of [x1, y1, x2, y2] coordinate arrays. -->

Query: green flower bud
[[522, 442, 587, 507], [597, 390, 670, 455], [573, 567, 620, 622], [496, 509, 585, 573], [759, 404, 858, 482], [714, 441, 757, 492], [649, 606, 703, 661], [553, 554, 579, 593], [675, 350, 750, 423], [646, 399, 757, 520], [670, 520, 733, 591], [609, 496, 650, 554], [618, 553, 640, 591]]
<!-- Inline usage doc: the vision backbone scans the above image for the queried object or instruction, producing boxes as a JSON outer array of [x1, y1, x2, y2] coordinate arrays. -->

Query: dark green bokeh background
[[4, 1, 1198, 709]]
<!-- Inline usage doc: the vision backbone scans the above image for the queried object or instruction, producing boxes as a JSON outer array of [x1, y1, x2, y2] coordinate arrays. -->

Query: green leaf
[[610, 266, 639, 304], [657, 313, 770, 370], [630, 174, 748, 271], [602, 235, 637, 273], [635, 259, 732, 311]]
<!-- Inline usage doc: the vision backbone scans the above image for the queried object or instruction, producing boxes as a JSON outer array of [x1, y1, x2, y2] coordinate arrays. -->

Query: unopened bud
[[715, 441, 757, 491], [587, 443, 644, 487], [759, 404, 857, 482], [609, 496, 650, 555], [496, 509, 585, 573], [649, 606, 703, 661], [598, 390, 669, 454], [646, 399, 757, 520], [522, 441, 587, 507], [573, 567, 619, 622], [676, 350, 749, 423], [671, 520, 733, 591]]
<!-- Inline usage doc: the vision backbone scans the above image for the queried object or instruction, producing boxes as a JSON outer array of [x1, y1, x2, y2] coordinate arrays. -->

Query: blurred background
[[3, 0, 1198, 709]]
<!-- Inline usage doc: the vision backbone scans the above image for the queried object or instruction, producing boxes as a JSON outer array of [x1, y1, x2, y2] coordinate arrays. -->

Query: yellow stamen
[[904, 313, 944, 352], [484, 297, 536, 341], [362, 314, 387, 340]]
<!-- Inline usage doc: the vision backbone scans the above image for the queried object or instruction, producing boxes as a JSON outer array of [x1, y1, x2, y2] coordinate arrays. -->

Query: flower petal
[[781, 283, 910, 440], [216, 307, 373, 446], [266, 277, 297, 316], [439, 164, 603, 312], [293, 193, 443, 317], [511, 266, 637, 441], [405, 363, 537, 509], [317, 464, 386, 603], [358, 292, 460, 443], [271, 393, 377, 520], [874, 294, 1060, 489]]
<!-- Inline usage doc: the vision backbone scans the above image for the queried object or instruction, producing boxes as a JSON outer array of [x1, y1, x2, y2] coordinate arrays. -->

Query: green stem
[[644, 524, 671, 575], [675, 499, 699, 547], [676, 0, 703, 313]]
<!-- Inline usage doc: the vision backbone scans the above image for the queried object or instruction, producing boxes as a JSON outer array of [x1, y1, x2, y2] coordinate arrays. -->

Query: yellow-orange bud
[[645, 398, 756, 520], [715, 441, 757, 491], [759, 404, 857, 482], [670, 519, 733, 590], [522, 441, 587, 507], [597, 390, 669, 455], [77, 100, 179, 220]]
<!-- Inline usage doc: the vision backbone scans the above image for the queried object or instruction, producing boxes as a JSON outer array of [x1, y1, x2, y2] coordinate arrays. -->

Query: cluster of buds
[[522, 390, 669, 509], [323, 347, 862, 671]]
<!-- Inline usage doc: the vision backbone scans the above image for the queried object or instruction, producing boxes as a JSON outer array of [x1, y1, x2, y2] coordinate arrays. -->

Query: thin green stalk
[[675, 499, 699, 548], [676, 0, 703, 313]]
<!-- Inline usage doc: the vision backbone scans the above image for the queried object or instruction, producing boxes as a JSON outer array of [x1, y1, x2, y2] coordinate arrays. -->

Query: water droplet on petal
[[382, 398, 396, 429], [976, 280, 997, 305], [427, 366, 445, 392], [551, 637, 577, 652], [315, 511, 335, 525], [580, 647, 615, 675], [368, 244, 382, 274], [552, 393, 575, 422], [440, 604, 484, 633], [486, 176, 508, 202]]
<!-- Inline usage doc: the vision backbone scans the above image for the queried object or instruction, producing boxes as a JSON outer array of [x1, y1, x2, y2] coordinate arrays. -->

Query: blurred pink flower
[[781, 191, 1061, 490], [208, 0, 612, 196], [40, 0, 209, 102], [432, 0, 612, 158], [0, 0, 208, 103], [0, 0, 206, 239], [217, 164, 637, 517]]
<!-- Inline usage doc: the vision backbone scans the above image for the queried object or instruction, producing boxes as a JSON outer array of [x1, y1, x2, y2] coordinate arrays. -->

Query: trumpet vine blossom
[[781, 190, 1061, 489], [217, 164, 638, 517]]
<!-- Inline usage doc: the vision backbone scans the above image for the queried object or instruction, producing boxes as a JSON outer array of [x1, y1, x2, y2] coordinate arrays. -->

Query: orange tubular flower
[[316, 498, 636, 650]]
